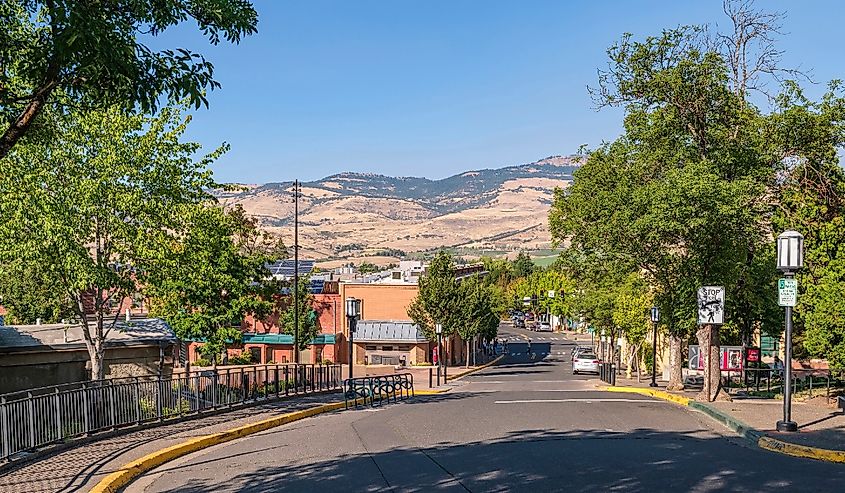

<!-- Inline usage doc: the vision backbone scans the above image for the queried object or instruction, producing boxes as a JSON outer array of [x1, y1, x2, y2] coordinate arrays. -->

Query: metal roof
[[241, 333, 335, 345], [0, 317, 176, 352], [354, 321, 428, 343]]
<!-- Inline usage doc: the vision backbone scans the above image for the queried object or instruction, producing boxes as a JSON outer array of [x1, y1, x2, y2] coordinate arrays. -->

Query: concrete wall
[[0, 345, 173, 394]]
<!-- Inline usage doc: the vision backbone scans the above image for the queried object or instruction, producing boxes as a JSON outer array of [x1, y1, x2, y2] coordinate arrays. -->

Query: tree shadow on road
[[152, 427, 845, 493]]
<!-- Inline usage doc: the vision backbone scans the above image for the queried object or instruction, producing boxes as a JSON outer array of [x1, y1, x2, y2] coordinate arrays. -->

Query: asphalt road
[[126, 324, 845, 492]]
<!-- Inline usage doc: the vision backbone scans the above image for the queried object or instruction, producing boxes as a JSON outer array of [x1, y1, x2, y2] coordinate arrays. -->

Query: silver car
[[573, 352, 600, 374]]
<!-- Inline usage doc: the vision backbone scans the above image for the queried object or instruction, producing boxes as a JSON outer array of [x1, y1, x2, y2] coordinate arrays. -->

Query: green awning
[[241, 333, 335, 345]]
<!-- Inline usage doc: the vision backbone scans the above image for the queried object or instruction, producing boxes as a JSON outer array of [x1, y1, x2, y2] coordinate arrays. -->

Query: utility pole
[[293, 179, 300, 364]]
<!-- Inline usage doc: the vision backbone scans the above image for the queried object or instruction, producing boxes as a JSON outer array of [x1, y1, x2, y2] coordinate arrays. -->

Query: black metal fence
[[0, 363, 342, 463], [599, 363, 616, 385], [720, 368, 845, 400], [343, 374, 415, 408]]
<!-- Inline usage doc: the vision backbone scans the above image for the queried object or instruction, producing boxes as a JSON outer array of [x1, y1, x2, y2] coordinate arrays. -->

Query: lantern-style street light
[[776, 230, 803, 432], [650, 307, 660, 388], [346, 297, 361, 380], [435, 323, 443, 386]]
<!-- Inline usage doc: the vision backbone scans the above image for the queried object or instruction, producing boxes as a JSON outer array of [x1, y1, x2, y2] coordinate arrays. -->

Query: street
[[126, 324, 845, 492]]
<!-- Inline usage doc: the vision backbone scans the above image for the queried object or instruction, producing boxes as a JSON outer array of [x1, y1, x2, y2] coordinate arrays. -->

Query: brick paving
[[0, 392, 342, 493]]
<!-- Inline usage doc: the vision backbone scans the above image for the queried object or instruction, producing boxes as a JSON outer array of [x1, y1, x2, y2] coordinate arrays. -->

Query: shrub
[[194, 358, 212, 367], [229, 352, 254, 365]]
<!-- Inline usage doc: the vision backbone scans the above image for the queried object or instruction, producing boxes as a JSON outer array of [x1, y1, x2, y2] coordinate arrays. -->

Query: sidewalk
[[612, 375, 845, 456], [0, 393, 342, 493]]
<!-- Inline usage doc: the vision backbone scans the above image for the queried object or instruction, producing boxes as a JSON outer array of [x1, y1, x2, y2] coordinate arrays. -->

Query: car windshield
[[578, 354, 597, 360]]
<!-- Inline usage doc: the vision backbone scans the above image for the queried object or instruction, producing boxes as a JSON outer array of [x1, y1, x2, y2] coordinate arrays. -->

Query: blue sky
[[156, 1, 844, 184]]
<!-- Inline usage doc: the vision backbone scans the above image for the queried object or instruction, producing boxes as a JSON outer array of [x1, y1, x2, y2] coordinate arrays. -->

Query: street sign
[[697, 286, 725, 325], [778, 278, 798, 307]]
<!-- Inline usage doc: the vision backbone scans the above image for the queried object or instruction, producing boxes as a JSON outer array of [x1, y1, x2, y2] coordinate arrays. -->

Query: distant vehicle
[[513, 319, 526, 328], [573, 353, 600, 375], [525, 313, 535, 321], [538, 321, 551, 332]]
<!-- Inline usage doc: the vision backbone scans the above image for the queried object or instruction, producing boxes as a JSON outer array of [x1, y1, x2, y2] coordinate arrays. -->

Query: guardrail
[[0, 363, 342, 463], [599, 363, 616, 385], [343, 374, 415, 409]]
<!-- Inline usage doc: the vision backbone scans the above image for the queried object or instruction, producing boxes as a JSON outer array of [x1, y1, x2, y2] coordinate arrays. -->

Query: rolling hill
[[216, 155, 579, 261]]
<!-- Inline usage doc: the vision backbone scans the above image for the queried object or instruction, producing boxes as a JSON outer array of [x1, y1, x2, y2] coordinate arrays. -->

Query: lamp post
[[650, 307, 660, 388], [346, 297, 361, 380], [776, 230, 803, 433], [435, 324, 443, 386]]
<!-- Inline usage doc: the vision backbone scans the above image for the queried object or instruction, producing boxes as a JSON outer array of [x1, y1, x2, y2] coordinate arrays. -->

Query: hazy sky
[[154, 1, 844, 183]]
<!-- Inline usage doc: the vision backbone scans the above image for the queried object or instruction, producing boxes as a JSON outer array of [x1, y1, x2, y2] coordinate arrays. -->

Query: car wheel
[[573, 370, 578, 375]]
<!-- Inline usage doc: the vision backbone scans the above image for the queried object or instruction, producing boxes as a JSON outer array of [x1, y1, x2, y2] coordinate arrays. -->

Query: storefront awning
[[241, 333, 335, 345]]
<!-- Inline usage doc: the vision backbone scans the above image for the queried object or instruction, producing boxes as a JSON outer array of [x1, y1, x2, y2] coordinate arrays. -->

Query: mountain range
[[217, 155, 580, 264]]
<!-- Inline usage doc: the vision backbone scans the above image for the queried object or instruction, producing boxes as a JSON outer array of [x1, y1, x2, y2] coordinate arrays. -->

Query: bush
[[229, 352, 254, 365], [194, 358, 212, 367], [321, 359, 334, 365]]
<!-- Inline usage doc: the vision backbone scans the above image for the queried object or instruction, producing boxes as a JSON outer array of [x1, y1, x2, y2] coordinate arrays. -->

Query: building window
[[249, 347, 261, 362], [382, 345, 393, 351], [365, 345, 377, 350], [399, 345, 411, 351]]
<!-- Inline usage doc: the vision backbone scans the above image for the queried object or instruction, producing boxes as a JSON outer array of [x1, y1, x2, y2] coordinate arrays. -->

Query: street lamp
[[435, 323, 443, 386], [649, 307, 660, 388], [776, 230, 803, 433], [346, 297, 361, 380]]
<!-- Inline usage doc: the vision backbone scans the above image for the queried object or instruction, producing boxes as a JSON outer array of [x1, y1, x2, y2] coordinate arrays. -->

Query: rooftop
[[0, 317, 176, 352]]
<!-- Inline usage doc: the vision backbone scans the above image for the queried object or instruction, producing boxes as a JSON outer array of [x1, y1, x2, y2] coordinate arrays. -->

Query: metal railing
[[343, 374, 415, 409], [721, 368, 844, 401], [0, 363, 342, 463], [599, 363, 616, 385]]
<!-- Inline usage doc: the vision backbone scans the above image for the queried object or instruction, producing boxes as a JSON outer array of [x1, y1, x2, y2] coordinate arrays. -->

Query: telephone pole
[[293, 179, 300, 364]]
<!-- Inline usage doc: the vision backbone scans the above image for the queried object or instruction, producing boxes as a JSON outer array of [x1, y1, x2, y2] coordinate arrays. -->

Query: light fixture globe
[[776, 230, 804, 273], [346, 297, 360, 318], [435, 323, 443, 335]]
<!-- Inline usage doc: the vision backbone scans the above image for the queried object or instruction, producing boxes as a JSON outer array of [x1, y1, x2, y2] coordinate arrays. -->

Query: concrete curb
[[603, 385, 845, 464], [446, 355, 504, 382], [90, 399, 362, 493], [414, 388, 451, 395]]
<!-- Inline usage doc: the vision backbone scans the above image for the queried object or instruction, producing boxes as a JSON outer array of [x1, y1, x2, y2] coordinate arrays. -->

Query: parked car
[[573, 352, 600, 375], [513, 319, 526, 328], [538, 321, 551, 332]]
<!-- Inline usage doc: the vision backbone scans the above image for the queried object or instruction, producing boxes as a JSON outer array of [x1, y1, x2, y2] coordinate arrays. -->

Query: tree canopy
[[0, 0, 258, 158]]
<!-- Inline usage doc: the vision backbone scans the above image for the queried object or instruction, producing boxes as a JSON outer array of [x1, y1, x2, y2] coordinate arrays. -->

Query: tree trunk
[[466, 339, 470, 368], [0, 77, 59, 160], [88, 339, 106, 381], [666, 333, 685, 390], [696, 324, 731, 402]]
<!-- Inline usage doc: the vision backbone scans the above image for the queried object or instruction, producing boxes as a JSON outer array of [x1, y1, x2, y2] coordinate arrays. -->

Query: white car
[[573, 353, 600, 374], [538, 321, 551, 332]]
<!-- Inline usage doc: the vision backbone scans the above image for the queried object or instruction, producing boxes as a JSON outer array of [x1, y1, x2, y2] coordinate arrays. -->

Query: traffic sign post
[[778, 278, 797, 307], [697, 286, 725, 325]]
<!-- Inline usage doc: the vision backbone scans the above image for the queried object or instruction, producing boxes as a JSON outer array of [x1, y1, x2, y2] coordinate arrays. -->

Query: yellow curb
[[446, 355, 505, 382], [758, 436, 845, 464], [602, 386, 691, 406], [414, 388, 451, 395], [90, 400, 355, 493], [605, 385, 845, 464]]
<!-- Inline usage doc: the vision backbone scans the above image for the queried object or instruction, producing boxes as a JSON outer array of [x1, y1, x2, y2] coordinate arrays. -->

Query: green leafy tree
[[147, 205, 276, 365], [0, 105, 219, 379], [513, 251, 536, 278], [0, 259, 74, 324], [408, 251, 462, 341], [455, 274, 499, 366], [0, 0, 258, 158], [279, 275, 321, 352]]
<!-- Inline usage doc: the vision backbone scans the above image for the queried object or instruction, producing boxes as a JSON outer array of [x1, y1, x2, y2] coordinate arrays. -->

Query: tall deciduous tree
[[147, 204, 278, 364], [0, 105, 220, 380], [0, 0, 258, 158], [279, 274, 321, 352]]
